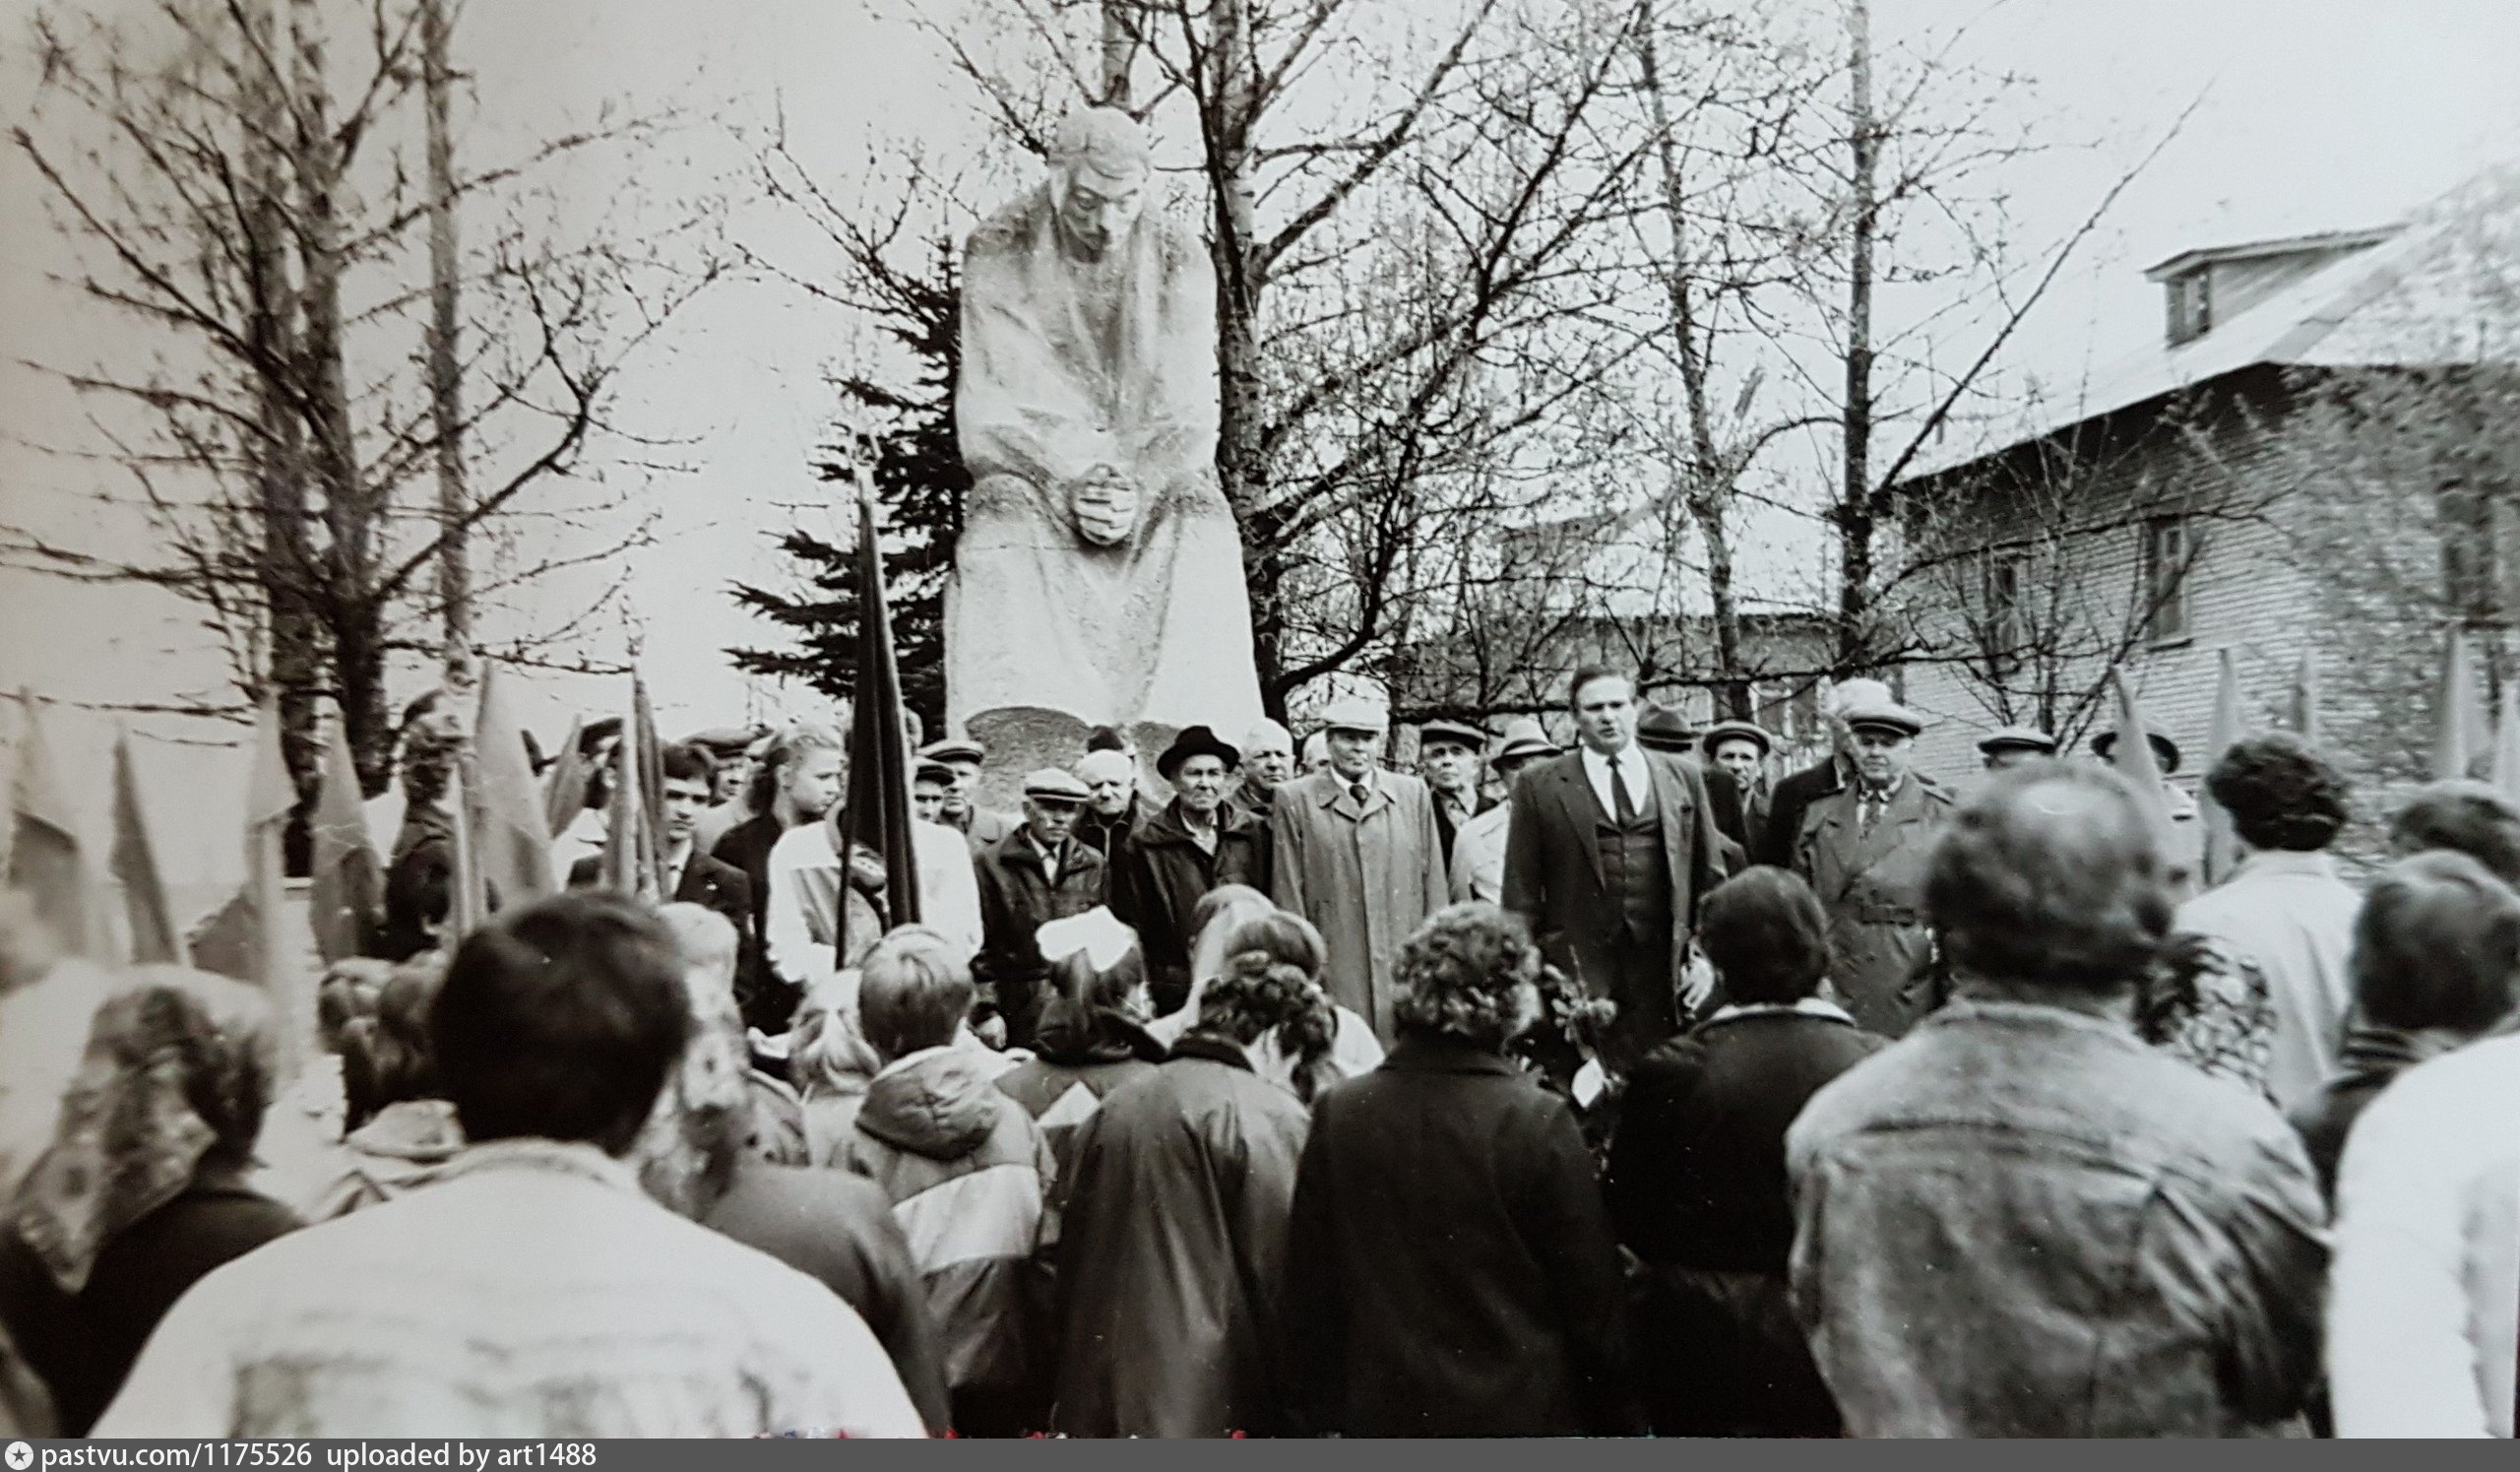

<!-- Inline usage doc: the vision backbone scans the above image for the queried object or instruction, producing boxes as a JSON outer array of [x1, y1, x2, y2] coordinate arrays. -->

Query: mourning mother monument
[[947, 106, 1266, 795]]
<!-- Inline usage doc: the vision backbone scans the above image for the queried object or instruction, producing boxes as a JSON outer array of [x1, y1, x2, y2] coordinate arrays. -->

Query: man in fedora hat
[[1502, 668, 1730, 1075], [924, 737, 1020, 856], [1639, 705, 1751, 862], [1788, 696, 1953, 1038], [1111, 726, 1268, 1013], [1449, 720, 1559, 906], [1978, 726, 2057, 772], [1271, 698, 1450, 1044], [973, 768, 1107, 1049], [1417, 718, 1492, 864]]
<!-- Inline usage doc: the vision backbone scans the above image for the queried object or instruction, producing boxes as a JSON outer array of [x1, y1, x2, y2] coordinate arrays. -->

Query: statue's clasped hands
[[1070, 464, 1141, 546]]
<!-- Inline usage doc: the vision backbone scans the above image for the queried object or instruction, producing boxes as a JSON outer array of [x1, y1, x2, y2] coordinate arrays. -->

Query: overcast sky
[[3, 0, 2516, 888]]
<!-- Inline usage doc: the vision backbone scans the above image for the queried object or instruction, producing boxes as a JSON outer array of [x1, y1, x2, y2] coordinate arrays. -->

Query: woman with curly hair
[[1283, 903, 1638, 1437], [1049, 938, 1330, 1437], [2176, 732, 2359, 1114], [307, 954, 467, 1219]]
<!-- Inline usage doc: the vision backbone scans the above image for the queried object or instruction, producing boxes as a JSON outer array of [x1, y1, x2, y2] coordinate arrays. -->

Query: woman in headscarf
[[306, 955, 466, 1219], [640, 905, 953, 1435], [0, 966, 300, 1435]]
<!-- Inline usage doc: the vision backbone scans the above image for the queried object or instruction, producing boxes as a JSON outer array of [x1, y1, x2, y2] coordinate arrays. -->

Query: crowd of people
[[1, 662, 2516, 1438]]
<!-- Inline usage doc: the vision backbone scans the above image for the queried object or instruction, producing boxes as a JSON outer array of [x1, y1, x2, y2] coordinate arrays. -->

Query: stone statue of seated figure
[[947, 106, 1265, 756]]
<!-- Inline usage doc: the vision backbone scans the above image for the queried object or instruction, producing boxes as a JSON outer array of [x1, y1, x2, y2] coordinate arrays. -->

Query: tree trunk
[[1835, 0, 1878, 675], [1100, 0, 1134, 105], [423, 0, 470, 673], [290, 0, 390, 791], [1636, 6, 1751, 720], [1204, 0, 1280, 713]]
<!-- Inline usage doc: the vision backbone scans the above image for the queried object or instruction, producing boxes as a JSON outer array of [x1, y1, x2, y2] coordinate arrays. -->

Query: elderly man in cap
[[1755, 677, 1892, 869], [912, 758, 954, 826], [1418, 718, 1491, 864], [973, 768, 1108, 1049], [1977, 725, 2056, 773], [1503, 668, 1729, 1075], [1787, 695, 1954, 1038], [949, 104, 1265, 739], [1111, 726, 1268, 1013], [1702, 720, 1774, 844], [1271, 698, 1451, 1043], [923, 737, 1019, 856], [1448, 720, 1558, 905]]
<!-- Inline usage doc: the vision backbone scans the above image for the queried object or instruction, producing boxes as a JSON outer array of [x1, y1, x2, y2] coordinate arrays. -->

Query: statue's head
[[1049, 106, 1154, 260]]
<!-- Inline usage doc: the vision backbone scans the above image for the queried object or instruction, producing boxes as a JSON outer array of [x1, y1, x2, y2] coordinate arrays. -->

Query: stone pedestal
[[967, 705, 1178, 812]]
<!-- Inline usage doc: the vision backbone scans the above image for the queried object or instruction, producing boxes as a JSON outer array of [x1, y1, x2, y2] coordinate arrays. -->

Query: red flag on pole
[[190, 695, 295, 999], [2435, 625, 2487, 782], [10, 689, 89, 955], [109, 731, 179, 964], [309, 714, 381, 963], [833, 463, 921, 960], [541, 715, 589, 839], [470, 663, 553, 911], [2107, 666, 2177, 857], [599, 673, 665, 902]]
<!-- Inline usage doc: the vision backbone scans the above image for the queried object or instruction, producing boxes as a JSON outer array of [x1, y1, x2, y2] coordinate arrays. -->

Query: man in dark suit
[[1502, 667, 1729, 1074], [1753, 677, 1892, 869], [570, 743, 770, 1026]]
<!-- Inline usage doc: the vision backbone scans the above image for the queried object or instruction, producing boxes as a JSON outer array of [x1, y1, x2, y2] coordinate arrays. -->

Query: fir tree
[[730, 240, 965, 734]]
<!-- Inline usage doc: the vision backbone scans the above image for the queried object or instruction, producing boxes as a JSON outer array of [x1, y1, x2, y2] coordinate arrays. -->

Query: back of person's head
[[788, 993, 885, 1099], [660, 902, 739, 991], [1198, 946, 1335, 1052], [93, 965, 278, 1169], [856, 926, 974, 1060], [345, 953, 450, 1127], [316, 958, 393, 1056], [1047, 944, 1148, 1019], [429, 893, 692, 1154], [2206, 734, 2350, 853], [632, 931, 754, 1217], [2353, 850, 2520, 1036], [1391, 903, 1542, 1052], [1219, 909, 1327, 981], [1927, 761, 2174, 994], [2390, 780, 2520, 886], [1697, 868, 1831, 1005], [0, 888, 64, 996], [1189, 884, 1277, 986], [660, 742, 716, 789]]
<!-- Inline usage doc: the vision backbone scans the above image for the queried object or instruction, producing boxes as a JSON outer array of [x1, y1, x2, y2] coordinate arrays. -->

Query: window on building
[[2167, 271, 2214, 346], [2143, 516, 2192, 645], [1983, 550, 2027, 677]]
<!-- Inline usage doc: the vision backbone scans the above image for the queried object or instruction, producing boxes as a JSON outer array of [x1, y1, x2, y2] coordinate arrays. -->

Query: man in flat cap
[[1978, 725, 2057, 772], [1448, 719, 1559, 906], [1271, 697, 1450, 1043], [922, 737, 1019, 857], [2093, 726, 2204, 888], [1788, 695, 1953, 1038], [973, 767, 1107, 1049], [1502, 667, 1729, 1075], [1110, 725, 1267, 1013], [951, 105, 1264, 740], [913, 758, 954, 826], [1417, 718, 1491, 866], [1756, 677, 1889, 869], [1702, 719, 1775, 844]]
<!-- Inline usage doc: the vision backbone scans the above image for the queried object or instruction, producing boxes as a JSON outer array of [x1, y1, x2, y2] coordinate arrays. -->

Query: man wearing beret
[[1110, 726, 1268, 1013], [924, 737, 1021, 857], [972, 768, 1106, 1049], [1271, 698, 1451, 1044], [1788, 697, 1954, 1037]]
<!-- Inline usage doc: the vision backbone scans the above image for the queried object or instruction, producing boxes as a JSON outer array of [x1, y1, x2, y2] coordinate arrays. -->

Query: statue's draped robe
[[950, 186, 1264, 736]]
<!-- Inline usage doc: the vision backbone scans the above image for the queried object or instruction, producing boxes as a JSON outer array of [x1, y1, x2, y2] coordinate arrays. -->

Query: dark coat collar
[[1384, 1034, 1522, 1078], [1168, 1033, 1255, 1072]]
